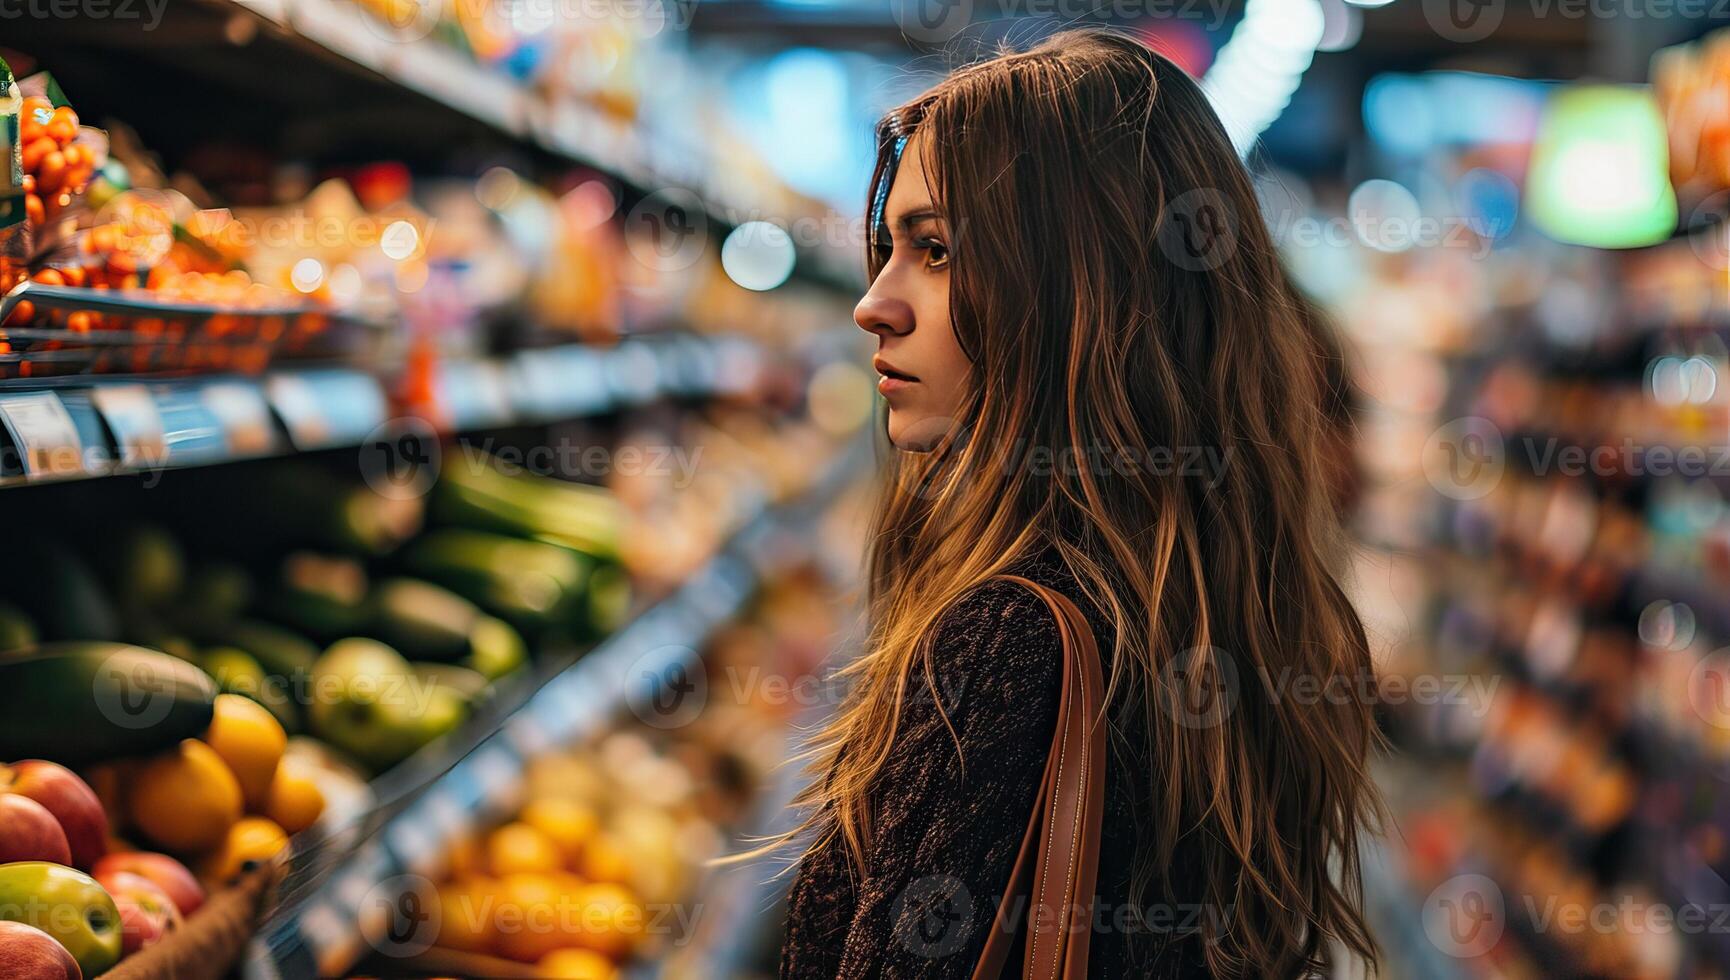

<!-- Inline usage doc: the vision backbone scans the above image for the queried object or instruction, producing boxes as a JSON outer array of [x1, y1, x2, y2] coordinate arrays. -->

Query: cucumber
[[261, 465, 425, 555], [220, 619, 318, 679], [368, 578, 479, 662], [257, 554, 370, 642], [398, 530, 590, 628], [432, 455, 622, 560], [0, 643, 217, 767]]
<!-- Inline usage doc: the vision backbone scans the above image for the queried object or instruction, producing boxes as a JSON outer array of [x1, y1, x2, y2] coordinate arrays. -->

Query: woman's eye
[[919, 238, 949, 269], [871, 232, 893, 265]]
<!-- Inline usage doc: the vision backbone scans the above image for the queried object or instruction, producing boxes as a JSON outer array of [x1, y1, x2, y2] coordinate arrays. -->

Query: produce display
[[0, 452, 642, 778], [0, 19, 868, 980], [357, 569, 847, 979], [0, 44, 857, 380], [0, 755, 207, 976]]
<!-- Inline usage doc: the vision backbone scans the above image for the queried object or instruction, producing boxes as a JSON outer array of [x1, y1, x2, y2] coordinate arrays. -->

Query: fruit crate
[[0, 280, 359, 381]]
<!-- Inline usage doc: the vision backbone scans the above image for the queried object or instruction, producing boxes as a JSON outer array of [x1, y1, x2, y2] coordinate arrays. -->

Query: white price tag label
[[90, 385, 166, 470], [0, 392, 85, 479], [202, 383, 276, 456]]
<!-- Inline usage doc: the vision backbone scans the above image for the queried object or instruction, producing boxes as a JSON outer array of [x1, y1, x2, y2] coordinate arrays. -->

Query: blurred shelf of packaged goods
[[245, 434, 868, 980], [1343, 207, 1730, 977], [0, 333, 771, 488]]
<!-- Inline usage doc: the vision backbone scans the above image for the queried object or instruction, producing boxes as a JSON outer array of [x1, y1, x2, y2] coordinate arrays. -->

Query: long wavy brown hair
[[784, 29, 1383, 977]]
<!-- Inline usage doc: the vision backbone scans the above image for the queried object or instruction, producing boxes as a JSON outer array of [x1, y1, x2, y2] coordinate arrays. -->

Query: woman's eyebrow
[[896, 207, 941, 229]]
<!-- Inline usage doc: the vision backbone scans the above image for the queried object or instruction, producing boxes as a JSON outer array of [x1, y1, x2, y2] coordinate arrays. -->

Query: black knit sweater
[[780, 557, 1213, 979]]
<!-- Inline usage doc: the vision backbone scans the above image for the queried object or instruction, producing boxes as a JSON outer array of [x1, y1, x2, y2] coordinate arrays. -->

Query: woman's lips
[[877, 375, 915, 395], [873, 357, 918, 395]]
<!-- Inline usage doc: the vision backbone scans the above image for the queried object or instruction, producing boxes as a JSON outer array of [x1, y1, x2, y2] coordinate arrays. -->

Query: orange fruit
[[561, 882, 644, 960], [576, 833, 631, 885], [536, 947, 617, 979], [520, 799, 599, 868], [435, 880, 496, 954], [493, 873, 578, 963], [263, 761, 326, 834], [198, 816, 289, 885], [129, 740, 242, 854], [203, 694, 286, 812], [486, 822, 563, 876]]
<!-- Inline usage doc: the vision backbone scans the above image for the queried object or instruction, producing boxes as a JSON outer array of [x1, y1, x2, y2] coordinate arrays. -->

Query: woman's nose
[[854, 276, 914, 337]]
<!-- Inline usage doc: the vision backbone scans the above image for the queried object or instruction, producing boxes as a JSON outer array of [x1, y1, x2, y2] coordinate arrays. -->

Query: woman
[[779, 29, 1382, 979]]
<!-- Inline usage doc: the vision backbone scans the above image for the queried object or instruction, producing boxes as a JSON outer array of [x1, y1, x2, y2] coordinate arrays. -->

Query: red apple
[[92, 870, 179, 956], [0, 920, 80, 980], [89, 853, 203, 918], [0, 795, 71, 865], [0, 762, 109, 870]]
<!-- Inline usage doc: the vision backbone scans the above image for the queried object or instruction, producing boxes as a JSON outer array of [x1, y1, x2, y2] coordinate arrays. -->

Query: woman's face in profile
[[855, 132, 972, 452]]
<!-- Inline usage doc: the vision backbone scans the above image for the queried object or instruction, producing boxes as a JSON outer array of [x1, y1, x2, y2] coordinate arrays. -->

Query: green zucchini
[[368, 578, 479, 662], [398, 529, 589, 628], [0, 644, 217, 767], [220, 619, 319, 679]]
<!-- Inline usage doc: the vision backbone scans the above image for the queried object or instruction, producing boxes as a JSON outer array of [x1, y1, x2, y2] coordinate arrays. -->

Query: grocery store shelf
[[241, 436, 869, 980], [228, 0, 859, 290], [0, 334, 766, 487]]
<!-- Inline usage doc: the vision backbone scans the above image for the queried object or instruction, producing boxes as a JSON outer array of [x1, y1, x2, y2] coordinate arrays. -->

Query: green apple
[[0, 862, 121, 977], [309, 639, 467, 772]]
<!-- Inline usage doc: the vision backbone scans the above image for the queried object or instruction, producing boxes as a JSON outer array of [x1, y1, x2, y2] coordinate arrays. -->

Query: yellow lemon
[[494, 872, 575, 963], [128, 740, 242, 854], [263, 761, 326, 835], [435, 880, 496, 954], [197, 816, 289, 886], [576, 833, 631, 885], [521, 799, 599, 868], [562, 882, 643, 960], [203, 694, 287, 812], [486, 822, 564, 877]]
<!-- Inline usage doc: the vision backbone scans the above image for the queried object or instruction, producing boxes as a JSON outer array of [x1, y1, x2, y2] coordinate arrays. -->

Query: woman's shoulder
[[935, 554, 1117, 676], [929, 561, 1082, 675]]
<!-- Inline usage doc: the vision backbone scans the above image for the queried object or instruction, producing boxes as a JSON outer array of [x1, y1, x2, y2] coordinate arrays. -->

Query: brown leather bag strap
[[970, 575, 1108, 980]]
